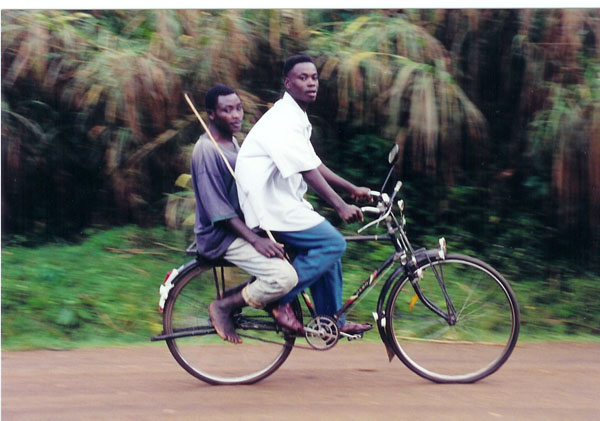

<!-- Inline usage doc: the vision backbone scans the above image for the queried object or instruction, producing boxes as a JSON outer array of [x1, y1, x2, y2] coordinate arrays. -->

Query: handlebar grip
[[361, 206, 381, 215]]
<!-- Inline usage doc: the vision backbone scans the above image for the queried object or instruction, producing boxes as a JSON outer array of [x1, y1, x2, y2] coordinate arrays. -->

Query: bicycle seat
[[185, 241, 235, 266], [195, 255, 235, 267]]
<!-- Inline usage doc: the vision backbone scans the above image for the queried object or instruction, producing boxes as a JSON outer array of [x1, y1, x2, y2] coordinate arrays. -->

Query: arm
[[302, 168, 363, 223], [226, 217, 285, 259], [317, 164, 371, 202], [195, 142, 284, 259]]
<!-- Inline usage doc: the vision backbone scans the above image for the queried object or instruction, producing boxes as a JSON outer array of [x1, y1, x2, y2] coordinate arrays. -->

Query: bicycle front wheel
[[386, 254, 520, 383], [162, 263, 298, 385]]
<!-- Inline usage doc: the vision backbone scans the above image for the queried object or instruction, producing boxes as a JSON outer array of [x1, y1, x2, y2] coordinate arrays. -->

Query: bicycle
[[151, 145, 520, 385]]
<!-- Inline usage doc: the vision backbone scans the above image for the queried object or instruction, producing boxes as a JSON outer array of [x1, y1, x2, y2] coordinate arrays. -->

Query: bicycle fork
[[408, 260, 457, 326]]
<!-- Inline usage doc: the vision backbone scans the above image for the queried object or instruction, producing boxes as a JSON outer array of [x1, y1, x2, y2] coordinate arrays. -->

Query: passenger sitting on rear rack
[[191, 84, 302, 344]]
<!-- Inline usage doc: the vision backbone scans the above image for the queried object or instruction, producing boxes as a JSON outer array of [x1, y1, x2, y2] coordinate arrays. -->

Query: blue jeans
[[276, 220, 347, 325]]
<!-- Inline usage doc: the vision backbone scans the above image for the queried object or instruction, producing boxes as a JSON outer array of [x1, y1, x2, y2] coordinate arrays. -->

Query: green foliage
[[514, 275, 600, 337], [3, 9, 600, 269], [2, 10, 600, 347], [1, 226, 187, 349], [315, 134, 391, 188], [3, 227, 598, 351], [525, 73, 600, 267]]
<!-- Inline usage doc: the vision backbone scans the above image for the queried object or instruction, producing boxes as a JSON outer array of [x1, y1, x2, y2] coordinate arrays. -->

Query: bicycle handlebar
[[360, 206, 381, 215], [357, 181, 404, 234]]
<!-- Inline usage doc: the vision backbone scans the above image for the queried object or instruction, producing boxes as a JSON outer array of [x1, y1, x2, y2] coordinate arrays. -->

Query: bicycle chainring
[[304, 316, 339, 350]]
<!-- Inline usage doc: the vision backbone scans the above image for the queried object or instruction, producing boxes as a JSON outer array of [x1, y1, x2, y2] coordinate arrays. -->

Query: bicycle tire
[[162, 262, 300, 385], [385, 254, 520, 383]]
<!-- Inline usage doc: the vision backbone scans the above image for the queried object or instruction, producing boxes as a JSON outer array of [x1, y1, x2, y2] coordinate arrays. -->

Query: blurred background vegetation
[[2, 9, 599, 348]]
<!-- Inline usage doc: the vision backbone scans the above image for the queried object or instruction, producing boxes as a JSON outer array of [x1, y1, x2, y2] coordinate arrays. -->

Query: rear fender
[[158, 258, 216, 312]]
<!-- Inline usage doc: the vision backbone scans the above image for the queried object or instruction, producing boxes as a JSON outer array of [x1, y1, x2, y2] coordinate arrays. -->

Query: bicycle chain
[[235, 316, 357, 351], [237, 332, 322, 350]]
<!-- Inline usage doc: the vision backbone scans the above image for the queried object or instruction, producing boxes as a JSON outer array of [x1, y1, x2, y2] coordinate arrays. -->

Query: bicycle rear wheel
[[162, 263, 299, 385], [386, 254, 519, 383]]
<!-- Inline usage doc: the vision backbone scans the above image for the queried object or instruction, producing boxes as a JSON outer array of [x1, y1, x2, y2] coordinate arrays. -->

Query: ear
[[207, 110, 215, 121], [284, 77, 291, 91]]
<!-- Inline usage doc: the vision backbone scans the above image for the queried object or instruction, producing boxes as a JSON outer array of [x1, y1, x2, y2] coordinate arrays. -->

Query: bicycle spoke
[[387, 255, 519, 383], [162, 264, 299, 385]]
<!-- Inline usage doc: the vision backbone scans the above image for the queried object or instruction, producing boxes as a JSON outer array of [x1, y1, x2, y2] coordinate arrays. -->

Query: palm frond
[[309, 12, 486, 182]]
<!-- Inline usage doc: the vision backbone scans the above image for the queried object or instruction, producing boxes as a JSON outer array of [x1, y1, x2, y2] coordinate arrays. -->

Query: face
[[285, 61, 319, 108], [209, 93, 243, 134]]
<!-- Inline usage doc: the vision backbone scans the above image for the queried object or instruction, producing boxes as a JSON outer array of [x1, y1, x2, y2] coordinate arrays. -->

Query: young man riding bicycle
[[236, 55, 373, 335]]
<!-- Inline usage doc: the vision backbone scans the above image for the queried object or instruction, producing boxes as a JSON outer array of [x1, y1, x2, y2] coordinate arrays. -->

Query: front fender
[[375, 265, 407, 361], [375, 247, 445, 360]]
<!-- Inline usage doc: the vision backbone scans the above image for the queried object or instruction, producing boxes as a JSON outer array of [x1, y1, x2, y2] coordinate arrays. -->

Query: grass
[[1, 226, 188, 350], [2, 226, 599, 351]]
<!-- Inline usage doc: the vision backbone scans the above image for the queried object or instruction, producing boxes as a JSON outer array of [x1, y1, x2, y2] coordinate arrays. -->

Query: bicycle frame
[[334, 236, 401, 319], [290, 190, 452, 357]]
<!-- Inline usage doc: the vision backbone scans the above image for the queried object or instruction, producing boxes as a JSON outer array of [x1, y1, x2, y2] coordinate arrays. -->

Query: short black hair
[[205, 84, 237, 111], [283, 54, 315, 77]]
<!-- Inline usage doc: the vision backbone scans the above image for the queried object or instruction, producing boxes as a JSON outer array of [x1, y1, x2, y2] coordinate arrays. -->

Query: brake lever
[[357, 204, 393, 233]]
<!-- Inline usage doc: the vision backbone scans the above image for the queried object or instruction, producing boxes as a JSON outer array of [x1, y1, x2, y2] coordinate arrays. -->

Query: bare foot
[[209, 301, 242, 344]]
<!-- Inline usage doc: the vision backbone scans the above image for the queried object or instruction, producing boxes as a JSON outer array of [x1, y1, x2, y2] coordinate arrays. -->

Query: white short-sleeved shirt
[[236, 92, 325, 232]]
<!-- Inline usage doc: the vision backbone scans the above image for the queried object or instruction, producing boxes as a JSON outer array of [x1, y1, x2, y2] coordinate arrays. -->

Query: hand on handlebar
[[350, 186, 372, 203], [337, 203, 364, 223], [251, 237, 286, 259]]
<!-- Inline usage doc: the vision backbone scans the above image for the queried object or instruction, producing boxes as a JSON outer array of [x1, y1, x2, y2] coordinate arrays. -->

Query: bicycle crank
[[304, 316, 339, 350]]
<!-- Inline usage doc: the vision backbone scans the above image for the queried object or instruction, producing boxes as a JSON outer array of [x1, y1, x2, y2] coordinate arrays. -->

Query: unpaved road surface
[[2, 342, 599, 420]]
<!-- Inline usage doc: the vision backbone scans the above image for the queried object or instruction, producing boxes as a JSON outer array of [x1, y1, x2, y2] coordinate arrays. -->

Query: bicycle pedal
[[341, 332, 363, 341]]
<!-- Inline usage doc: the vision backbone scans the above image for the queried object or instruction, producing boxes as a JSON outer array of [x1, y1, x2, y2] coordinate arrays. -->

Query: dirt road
[[2, 342, 599, 420]]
